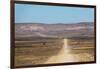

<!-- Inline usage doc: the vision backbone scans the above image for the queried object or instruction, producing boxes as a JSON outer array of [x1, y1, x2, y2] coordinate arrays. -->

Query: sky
[[15, 4, 94, 24]]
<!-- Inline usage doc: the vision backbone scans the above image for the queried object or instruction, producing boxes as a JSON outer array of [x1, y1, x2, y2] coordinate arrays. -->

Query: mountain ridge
[[15, 22, 94, 38]]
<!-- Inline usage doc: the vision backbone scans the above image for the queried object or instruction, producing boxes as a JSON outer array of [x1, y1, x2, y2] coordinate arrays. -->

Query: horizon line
[[15, 21, 94, 24]]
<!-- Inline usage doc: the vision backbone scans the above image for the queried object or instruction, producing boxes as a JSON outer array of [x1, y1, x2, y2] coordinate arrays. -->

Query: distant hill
[[15, 22, 94, 38]]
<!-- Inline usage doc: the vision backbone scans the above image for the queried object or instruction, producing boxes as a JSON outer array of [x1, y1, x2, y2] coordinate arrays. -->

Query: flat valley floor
[[14, 37, 95, 67]]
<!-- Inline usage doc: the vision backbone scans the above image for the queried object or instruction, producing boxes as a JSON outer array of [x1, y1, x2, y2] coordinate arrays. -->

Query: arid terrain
[[15, 22, 95, 67], [15, 22, 94, 38]]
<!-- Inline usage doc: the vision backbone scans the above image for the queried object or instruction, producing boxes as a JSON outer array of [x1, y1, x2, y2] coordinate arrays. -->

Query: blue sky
[[15, 4, 94, 24]]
